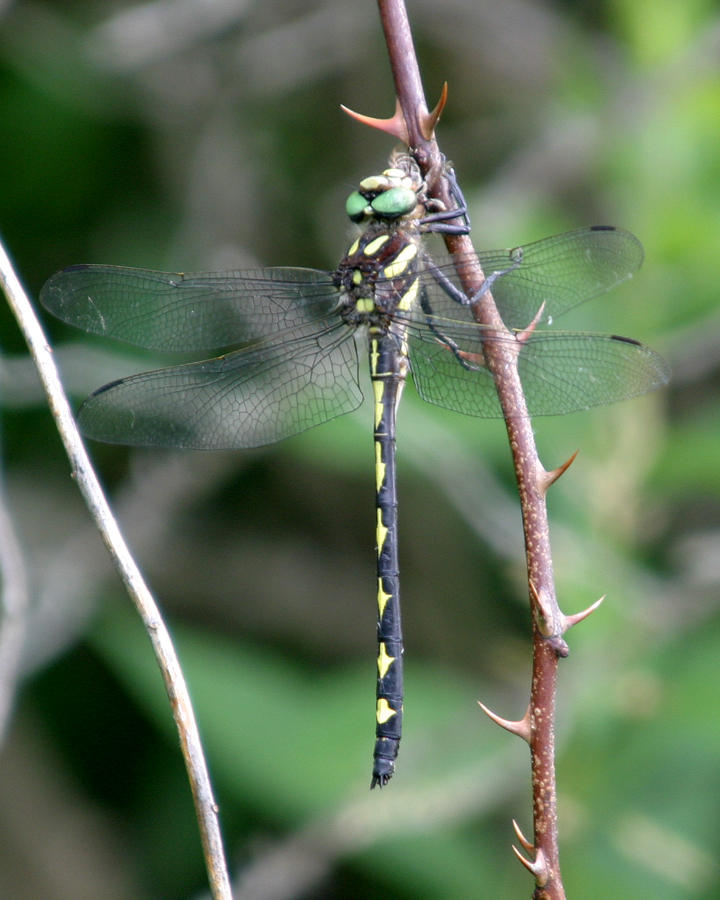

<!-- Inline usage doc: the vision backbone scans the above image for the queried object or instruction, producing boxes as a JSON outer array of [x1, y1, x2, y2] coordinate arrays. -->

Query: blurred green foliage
[[1, 1, 718, 898]]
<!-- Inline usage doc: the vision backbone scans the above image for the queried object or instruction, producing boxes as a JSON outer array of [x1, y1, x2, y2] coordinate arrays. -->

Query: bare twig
[[0, 453, 29, 745], [0, 237, 232, 900]]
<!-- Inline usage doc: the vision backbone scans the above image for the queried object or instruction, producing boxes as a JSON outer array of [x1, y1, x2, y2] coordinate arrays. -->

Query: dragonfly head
[[346, 153, 424, 225]]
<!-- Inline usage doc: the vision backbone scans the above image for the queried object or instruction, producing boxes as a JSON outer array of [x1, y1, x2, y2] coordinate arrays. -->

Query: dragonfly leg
[[420, 220, 470, 236], [422, 253, 470, 305], [467, 248, 525, 305], [418, 161, 471, 235], [444, 162, 471, 229], [422, 241, 526, 311], [418, 286, 485, 372]]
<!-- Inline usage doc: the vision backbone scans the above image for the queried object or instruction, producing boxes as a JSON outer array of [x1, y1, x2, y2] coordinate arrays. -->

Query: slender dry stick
[[0, 237, 232, 900], [0, 455, 29, 745], [345, 2, 605, 896]]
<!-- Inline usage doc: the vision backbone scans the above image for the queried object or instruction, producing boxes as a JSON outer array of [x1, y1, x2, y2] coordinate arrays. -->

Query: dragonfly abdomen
[[369, 333, 407, 788], [335, 220, 422, 787]]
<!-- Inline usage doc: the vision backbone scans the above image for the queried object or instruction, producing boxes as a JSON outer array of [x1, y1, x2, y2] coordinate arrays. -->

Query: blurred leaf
[[91, 604, 498, 819]]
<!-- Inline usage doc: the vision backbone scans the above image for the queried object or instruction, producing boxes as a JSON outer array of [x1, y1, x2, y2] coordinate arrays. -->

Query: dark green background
[[1, 1, 718, 897]]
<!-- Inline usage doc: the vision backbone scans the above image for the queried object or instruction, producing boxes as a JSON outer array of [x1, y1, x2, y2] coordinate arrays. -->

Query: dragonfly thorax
[[334, 226, 421, 326]]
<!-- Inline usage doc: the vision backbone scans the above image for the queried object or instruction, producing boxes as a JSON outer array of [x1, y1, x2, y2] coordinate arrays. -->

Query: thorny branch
[[345, 1, 608, 896]]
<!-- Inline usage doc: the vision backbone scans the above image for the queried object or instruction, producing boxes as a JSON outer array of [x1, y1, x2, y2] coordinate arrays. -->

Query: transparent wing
[[77, 322, 362, 449], [40, 226, 656, 442], [419, 226, 644, 329], [408, 320, 669, 417], [41, 265, 339, 351]]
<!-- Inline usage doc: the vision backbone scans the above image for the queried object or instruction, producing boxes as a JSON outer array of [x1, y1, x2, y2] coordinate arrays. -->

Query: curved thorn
[[512, 845, 549, 885], [516, 300, 546, 345], [511, 845, 542, 878], [540, 449, 578, 493], [562, 594, 605, 631], [419, 81, 448, 140], [478, 701, 532, 743], [512, 819, 535, 853], [511, 844, 534, 873], [340, 98, 409, 144]]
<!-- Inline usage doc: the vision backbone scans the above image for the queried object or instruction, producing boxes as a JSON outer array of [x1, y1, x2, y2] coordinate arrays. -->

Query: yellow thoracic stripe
[[363, 234, 391, 256], [397, 277, 419, 312], [347, 237, 360, 256], [382, 242, 418, 279]]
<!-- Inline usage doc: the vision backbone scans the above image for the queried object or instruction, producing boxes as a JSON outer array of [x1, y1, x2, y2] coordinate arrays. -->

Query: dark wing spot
[[91, 378, 126, 397]]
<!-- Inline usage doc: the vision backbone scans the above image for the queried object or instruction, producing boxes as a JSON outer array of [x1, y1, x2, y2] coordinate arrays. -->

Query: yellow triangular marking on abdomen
[[372, 380, 384, 428], [377, 577, 392, 617], [375, 441, 386, 491], [376, 697, 397, 724], [376, 507, 388, 553], [369, 338, 379, 374], [377, 642, 395, 679]]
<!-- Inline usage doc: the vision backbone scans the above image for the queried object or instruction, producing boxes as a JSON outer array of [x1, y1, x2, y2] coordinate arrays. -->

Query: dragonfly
[[41, 150, 669, 787]]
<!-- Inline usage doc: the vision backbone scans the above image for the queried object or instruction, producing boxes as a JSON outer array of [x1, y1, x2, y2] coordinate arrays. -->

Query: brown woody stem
[[374, 1, 569, 896]]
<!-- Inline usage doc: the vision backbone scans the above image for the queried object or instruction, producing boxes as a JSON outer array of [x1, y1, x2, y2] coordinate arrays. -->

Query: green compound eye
[[345, 191, 369, 222], [370, 186, 417, 219]]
